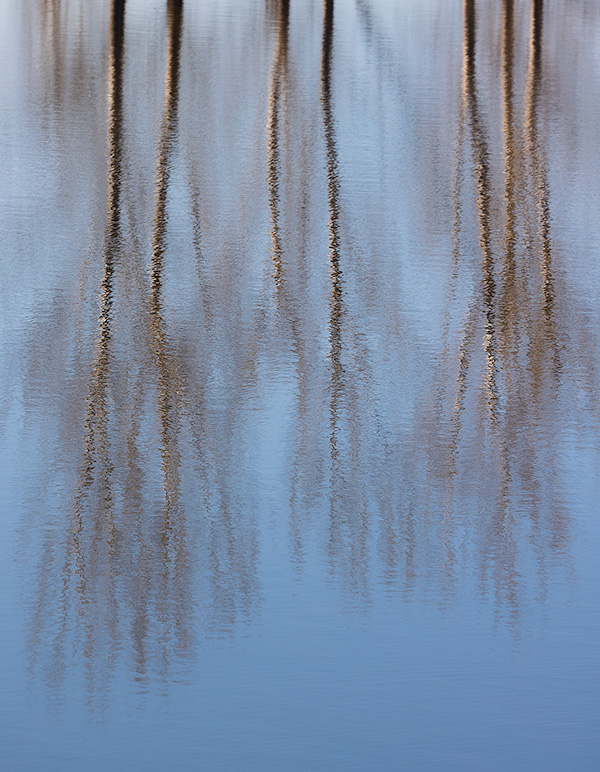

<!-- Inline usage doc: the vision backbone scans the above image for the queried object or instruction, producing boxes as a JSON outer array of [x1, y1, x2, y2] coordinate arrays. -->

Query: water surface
[[1, 0, 599, 769]]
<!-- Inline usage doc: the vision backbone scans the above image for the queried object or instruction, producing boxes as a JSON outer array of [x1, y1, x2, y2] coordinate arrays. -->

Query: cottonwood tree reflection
[[19, 0, 600, 700], [266, 0, 312, 565], [28, 0, 258, 699], [146, 0, 194, 674], [28, 0, 127, 697], [267, 0, 289, 290], [421, 0, 574, 621], [320, 0, 370, 600]]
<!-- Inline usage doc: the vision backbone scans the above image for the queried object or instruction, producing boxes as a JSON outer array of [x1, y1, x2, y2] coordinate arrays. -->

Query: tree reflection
[[419, 0, 575, 621], [14, 0, 600, 701], [27, 0, 259, 697]]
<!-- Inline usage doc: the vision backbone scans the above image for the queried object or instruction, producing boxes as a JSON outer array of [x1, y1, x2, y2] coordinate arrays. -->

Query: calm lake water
[[1, 0, 599, 769]]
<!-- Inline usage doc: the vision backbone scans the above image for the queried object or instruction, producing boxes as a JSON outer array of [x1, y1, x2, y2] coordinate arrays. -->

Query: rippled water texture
[[1, 0, 599, 769]]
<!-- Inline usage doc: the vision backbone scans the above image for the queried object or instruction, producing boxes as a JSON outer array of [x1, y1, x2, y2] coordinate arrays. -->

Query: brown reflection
[[430, 0, 571, 622], [319, 0, 369, 601], [444, 0, 497, 475], [16, 0, 595, 688], [38, 0, 75, 117], [35, 0, 99, 153], [56, 0, 126, 694], [27, 0, 202, 696], [463, 0, 498, 428], [498, 0, 520, 377], [322, 0, 344, 571], [494, 0, 520, 627], [150, 0, 184, 513], [146, 0, 194, 677], [524, 0, 560, 384], [265, 0, 310, 566], [40, 0, 64, 108], [29, 0, 127, 695], [267, 0, 289, 289]]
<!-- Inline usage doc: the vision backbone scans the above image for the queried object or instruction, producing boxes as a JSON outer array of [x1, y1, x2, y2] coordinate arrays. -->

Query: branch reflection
[[16, 0, 599, 701]]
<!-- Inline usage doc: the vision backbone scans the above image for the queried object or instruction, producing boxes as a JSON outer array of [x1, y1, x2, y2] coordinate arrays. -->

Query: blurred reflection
[[321, 0, 345, 572], [267, 0, 289, 289], [144, 0, 194, 677], [27, 0, 258, 696], [266, 0, 311, 565], [28, 0, 127, 697], [11, 0, 600, 699], [464, 0, 498, 427], [426, 0, 573, 621], [320, 0, 370, 600], [524, 0, 560, 383]]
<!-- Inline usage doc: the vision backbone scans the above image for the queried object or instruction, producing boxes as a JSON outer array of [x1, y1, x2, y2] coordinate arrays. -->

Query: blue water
[[1, 0, 599, 769]]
